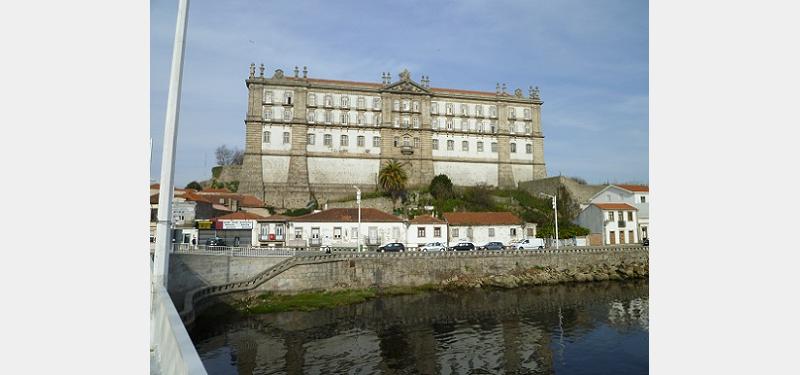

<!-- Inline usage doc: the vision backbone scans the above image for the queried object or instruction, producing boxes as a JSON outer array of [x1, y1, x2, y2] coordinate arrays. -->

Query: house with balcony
[[443, 212, 534, 247], [255, 214, 290, 247], [576, 203, 639, 245], [287, 208, 405, 249], [406, 214, 448, 249], [584, 184, 649, 241]]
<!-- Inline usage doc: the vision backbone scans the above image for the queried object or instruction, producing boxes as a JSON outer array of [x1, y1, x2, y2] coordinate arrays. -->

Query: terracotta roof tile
[[292, 208, 403, 223], [409, 215, 447, 224], [616, 184, 649, 192], [443, 212, 522, 226], [201, 188, 232, 193], [260, 214, 291, 222], [593, 203, 638, 211], [215, 211, 267, 220]]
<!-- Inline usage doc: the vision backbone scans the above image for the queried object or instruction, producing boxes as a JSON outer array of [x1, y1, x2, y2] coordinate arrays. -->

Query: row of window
[[308, 134, 381, 148], [607, 211, 635, 221], [305, 110, 381, 126], [261, 90, 532, 120], [432, 139, 533, 153], [416, 227, 442, 237], [451, 227, 520, 237]]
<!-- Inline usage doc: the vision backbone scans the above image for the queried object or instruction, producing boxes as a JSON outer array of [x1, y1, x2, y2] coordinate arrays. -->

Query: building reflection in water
[[192, 280, 648, 374]]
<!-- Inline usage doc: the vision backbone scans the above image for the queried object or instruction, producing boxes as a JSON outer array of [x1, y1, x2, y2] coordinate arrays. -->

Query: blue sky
[[150, 0, 648, 187]]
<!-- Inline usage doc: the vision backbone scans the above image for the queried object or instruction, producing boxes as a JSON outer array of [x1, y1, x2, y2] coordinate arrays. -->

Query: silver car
[[420, 242, 446, 251]]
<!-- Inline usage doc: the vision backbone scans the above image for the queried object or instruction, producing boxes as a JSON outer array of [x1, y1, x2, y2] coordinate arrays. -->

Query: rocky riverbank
[[441, 262, 649, 289]]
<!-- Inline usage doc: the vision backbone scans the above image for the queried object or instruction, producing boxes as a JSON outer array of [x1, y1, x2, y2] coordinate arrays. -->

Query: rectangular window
[[412, 117, 420, 128], [333, 227, 342, 239], [490, 105, 497, 117], [462, 141, 468, 151], [403, 137, 410, 147], [452, 228, 459, 237], [357, 135, 365, 147], [608, 211, 615, 221], [434, 227, 441, 237], [414, 137, 420, 148], [641, 196, 646, 203], [488, 228, 495, 237], [510, 143, 516, 153], [508, 107, 516, 119], [307, 133, 315, 145], [373, 136, 381, 147], [446, 103, 453, 115], [527, 227, 534, 237], [352, 227, 359, 239], [461, 104, 468, 116], [510, 228, 517, 236], [307, 110, 315, 123], [282, 132, 290, 144], [628, 211, 634, 221], [263, 131, 270, 143], [477, 141, 484, 152], [283, 108, 292, 121], [461, 120, 468, 131], [373, 97, 381, 110], [393, 137, 399, 147], [393, 117, 400, 127], [432, 139, 439, 150], [357, 97, 365, 109], [431, 102, 438, 114], [526, 144, 532, 154], [525, 123, 532, 134], [618, 211, 624, 221], [431, 117, 438, 129], [325, 110, 332, 124], [324, 95, 333, 107], [263, 106, 272, 121], [402, 100, 410, 111], [478, 121, 485, 132], [476, 105, 483, 117], [323, 134, 332, 146], [412, 101, 420, 112], [340, 135, 349, 147], [393, 100, 400, 111], [491, 142, 497, 152], [446, 118, 453, 130], [263, 90, 272, 104], [308, 93, 316, 106], [402, 117, 410, 127], [447, 140, 454, 151], [524, 108, 531, 120], [357, 113, 365, 125], [294, 228, 302, 239], [341, 112, 348, 125], [418, 227, 426, 237], [341, 96, 349, 108], [284, 92, 293, 105]]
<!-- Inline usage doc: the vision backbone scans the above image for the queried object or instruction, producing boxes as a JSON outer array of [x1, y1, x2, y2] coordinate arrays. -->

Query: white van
[[513, 238, 545, 250]]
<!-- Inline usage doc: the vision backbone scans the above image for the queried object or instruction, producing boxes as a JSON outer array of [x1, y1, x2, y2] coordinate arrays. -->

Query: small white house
[[576, 203, 639, 245], [406, 214, 448, 249], [287, 208, 405, 248], [443, 212, 531, 246], [585, 184, 649, 241]]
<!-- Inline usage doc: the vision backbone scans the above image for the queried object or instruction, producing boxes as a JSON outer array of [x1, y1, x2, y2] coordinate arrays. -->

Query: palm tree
[[378, 160, 408, 209]]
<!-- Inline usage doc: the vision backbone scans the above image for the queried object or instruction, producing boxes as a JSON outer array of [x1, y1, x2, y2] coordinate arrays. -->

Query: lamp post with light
[[354, 185, 361, 252], [539, 192, 559, 249]]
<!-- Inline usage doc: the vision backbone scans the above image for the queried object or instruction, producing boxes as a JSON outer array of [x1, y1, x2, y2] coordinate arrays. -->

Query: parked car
[[642, 238, 649, 246], [205, 237, 227, 247], [420, 242, 446, 252], [378, 242, 405, 252], [478, 241, 505, 251], [513, 238, 545, 250], [450, 241, 475, 251]]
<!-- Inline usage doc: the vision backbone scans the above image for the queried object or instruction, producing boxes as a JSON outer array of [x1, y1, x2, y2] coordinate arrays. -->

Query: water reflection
[[192, 280, 648, 374]]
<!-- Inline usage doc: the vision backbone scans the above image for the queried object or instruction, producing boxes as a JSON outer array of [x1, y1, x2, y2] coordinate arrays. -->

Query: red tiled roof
[[239, 195, 266, 208], [409, 215, 447, 224], [616, 184, 649, 192], [260, 214, 290, 222], [201, 188, 231, 193], [215, 211, 267, 220], [593, 203, 638, 211], [443, 212, 522, 226], [293, 208, 403, 222]]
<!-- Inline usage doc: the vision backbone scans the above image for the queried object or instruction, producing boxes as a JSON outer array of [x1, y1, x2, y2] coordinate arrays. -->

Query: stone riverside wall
[[168, 254, 288, 310], [255, 246, 648, 294]]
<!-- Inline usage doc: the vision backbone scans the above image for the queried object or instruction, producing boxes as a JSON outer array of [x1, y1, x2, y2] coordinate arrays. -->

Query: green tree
[[378, 160, 408, 209], [462, 184, 497, 211], [429, 174, 455, 200], [185, 181, 203, 191]]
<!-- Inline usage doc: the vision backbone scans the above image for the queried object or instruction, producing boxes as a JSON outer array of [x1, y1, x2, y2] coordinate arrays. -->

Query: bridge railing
[[151, 262, 207, 374]]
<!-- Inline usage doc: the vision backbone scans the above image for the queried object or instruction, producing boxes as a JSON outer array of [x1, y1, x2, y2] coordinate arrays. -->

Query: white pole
[[153, 0, 190, 287], [553, 195, 559, 249], [354, 186, 361, 252]]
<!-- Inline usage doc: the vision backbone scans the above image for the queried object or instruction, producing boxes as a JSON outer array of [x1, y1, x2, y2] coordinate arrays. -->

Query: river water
[[191, 280, 648, 374]]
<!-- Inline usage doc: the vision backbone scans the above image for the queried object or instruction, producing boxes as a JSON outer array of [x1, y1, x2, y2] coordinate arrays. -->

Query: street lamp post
[[354, 185, 361, 252], [540, 192, 559, 249]]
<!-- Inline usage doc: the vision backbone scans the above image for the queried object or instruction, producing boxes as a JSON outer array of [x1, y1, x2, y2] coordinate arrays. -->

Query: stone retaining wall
[[256, 247, 648, 293]]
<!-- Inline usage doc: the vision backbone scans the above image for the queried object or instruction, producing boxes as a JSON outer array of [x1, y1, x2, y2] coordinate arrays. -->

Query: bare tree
[[215, 145, 244, 165]]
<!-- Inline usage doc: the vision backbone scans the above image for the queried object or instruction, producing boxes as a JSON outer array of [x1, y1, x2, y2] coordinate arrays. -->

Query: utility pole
[[354, 186, 361, 252], [154, 0, 190, 287], [540, 192, 559, 249]]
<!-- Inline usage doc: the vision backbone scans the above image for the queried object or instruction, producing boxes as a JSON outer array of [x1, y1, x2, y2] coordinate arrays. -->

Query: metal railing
[[170, 244, 296, 257]]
